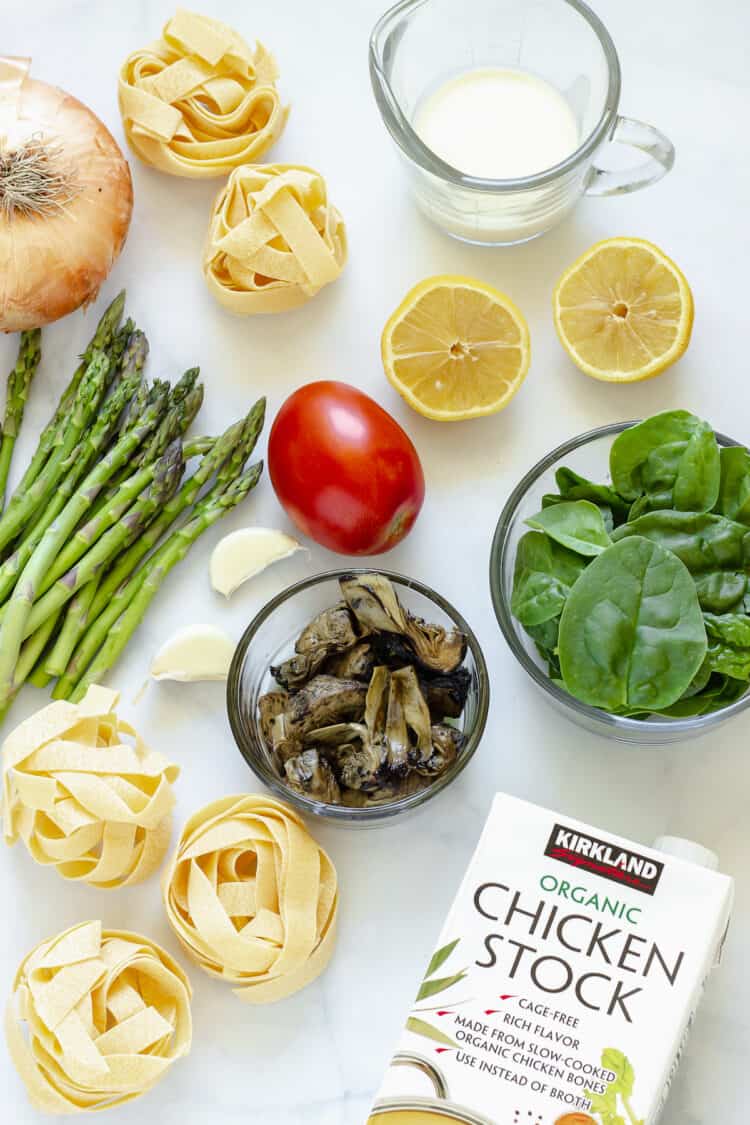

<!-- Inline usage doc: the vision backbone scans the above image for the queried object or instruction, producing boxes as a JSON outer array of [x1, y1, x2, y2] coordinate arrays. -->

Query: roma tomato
[[268, 381, 425, 555]]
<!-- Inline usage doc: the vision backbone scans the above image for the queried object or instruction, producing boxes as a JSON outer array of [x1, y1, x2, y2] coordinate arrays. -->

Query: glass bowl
[[489, 420, 747, 745], [227, 568, 489, 824]]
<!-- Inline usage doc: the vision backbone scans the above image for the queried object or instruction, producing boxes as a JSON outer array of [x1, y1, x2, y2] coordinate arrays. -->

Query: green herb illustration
[[586, 1048, 644, 1125], [405, 939, 467, 1049]]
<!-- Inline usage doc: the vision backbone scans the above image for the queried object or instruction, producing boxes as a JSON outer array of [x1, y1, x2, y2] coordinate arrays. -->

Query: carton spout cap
[[653, 835, 719, 871]]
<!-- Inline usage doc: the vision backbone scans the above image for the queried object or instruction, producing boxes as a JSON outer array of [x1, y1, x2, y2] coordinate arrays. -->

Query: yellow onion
[[0, 57, 133, 331]]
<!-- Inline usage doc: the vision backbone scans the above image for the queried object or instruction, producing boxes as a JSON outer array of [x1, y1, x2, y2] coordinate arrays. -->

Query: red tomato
[[268, 381, 425, 555]]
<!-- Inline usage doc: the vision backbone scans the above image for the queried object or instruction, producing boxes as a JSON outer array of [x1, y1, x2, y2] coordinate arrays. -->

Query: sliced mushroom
[[340, 573, 406, 635], [283, 675, 367, 737], [271, 603, 361, 690], [323, 641, 375, 681], [284, 750, 342, 803], [419, 668, 471, 720], [403, 612, 467, 674], [258, 692, 287, 745], [389, 666, 433, 772], [342, 573, 466, 674], [417, 724, 465, 777]]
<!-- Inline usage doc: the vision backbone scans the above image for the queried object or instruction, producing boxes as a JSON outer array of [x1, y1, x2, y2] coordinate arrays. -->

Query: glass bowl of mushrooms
[[227, 569, 489, 824]]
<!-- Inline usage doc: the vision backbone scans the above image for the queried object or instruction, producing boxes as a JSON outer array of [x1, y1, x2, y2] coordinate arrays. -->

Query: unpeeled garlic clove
[[150, 625, 235, 682], [210, 527, 305, 598]]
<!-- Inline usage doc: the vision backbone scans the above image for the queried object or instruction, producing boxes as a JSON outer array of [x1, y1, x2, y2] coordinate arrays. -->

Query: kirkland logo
[[544, 823, 665, 896]]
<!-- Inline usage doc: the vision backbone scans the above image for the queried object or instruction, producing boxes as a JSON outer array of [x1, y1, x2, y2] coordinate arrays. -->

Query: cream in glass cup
[[369, 0, 675, 245]]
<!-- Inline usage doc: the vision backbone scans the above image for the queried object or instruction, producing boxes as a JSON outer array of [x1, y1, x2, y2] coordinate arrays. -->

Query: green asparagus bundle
[[0, 290, 266, 719], [64, 461, 263, 703]]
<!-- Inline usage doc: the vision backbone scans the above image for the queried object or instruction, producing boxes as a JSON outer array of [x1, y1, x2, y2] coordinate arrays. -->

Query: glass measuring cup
[[369, 0, 675, 245]]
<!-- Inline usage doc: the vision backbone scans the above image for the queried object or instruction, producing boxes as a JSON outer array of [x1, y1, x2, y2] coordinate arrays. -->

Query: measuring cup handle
[[586, 115, 675, 197], [391, 1051, 449, 1099]]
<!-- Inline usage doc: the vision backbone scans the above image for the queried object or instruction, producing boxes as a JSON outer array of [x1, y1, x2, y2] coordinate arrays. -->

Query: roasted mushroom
[[341, 573, 466, 673], [257, 573, 472, 807], [284, 749, 342, 803], [419, 668, 471, 720], [418, 724, 464, 776], [258, 692, 287, 745], [271, 603, 362, 690], [323, 641, 375, 681], [283, 675, 367, 737]]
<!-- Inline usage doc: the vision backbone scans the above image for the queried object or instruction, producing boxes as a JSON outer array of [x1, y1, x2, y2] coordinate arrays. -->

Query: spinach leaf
[[526, 500, 611, 557], [612, 511, 750, 612], [526, 619, 561, 677], [656, 673, 747, 717], [545, 466, 630, 526], [715, 446, 750, 525], [511, 531, 586, 626], [558, 536, 707, 711], [542, 492, 615, 534], [609, 411, 720, 512], [703, 612, 750, 679]]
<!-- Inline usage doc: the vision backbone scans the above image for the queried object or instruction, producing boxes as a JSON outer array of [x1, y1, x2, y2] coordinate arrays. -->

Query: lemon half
[[553, 237, 694, 382], [381, 275, 531, 421]]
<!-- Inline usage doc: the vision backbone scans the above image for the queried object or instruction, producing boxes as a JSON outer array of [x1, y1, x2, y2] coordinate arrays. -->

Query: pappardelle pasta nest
[[203, 164, 348, 314], [2, 685, 178, 889], [163, 794, 338, 1003], [118, 9, 288, 177], [5, 920, 192, 1114]]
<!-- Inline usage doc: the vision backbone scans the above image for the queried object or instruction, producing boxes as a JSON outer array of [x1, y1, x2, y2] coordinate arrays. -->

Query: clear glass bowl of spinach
[[490, 413, 750, 744]]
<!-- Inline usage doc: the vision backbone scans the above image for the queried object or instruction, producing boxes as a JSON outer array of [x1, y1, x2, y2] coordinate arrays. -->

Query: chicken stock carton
[[368, 793, 733, 1125]]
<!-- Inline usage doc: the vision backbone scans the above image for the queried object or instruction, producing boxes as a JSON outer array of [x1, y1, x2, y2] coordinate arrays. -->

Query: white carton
[[369, 793, 733, 1125]]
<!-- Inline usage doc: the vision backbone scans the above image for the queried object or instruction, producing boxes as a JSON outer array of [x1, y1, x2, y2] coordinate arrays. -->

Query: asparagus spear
[[10, 291, 125, 500], [0, 329, 42, 511], [0, 377, 170, 706], [0, 336, 148, 605], [86, 399, 265, 625], [0, 610, 62, 723], [64, 461, 264, 703], [0, 352, 111, 553], [20, 443, 184, 640], [44, 580, 99, 680]]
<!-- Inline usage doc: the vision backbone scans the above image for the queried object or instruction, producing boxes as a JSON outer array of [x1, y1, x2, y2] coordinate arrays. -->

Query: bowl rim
[[489, 418, 748, 736], [227, 567, 490, 823]]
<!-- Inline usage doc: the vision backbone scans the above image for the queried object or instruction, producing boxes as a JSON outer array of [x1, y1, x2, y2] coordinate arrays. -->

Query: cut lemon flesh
[[381, 275, 531, 420], [553, 237, 694, 382]]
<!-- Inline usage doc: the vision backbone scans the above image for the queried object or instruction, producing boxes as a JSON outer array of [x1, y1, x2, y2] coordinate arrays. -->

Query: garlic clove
[[150, 625, 236, 682], [210, 527, 305, 598]]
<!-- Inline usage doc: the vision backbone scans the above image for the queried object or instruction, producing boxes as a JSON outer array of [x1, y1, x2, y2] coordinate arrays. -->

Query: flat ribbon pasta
[[163, 794, 338, 1003], [203, 163, 347, 314], [118, 9, 288, 177], [2, 685, 178, 889], [5, 920, 192, 1114]]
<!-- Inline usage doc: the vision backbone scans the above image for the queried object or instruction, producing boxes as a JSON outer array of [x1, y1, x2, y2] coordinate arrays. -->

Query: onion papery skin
[[0, 67, 133, 331]]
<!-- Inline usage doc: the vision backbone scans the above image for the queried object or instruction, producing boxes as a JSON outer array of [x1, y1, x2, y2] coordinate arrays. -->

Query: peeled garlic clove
[[210, 527, 305, 598], [151, 625, 235, 682]]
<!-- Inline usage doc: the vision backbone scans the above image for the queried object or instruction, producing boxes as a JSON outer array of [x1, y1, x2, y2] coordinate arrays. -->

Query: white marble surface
[[1, 0, 749, 1121]]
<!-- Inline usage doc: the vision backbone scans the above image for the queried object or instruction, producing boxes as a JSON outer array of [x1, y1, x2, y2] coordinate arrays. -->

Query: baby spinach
[[509, 410, 750, 718], [703, 612, 750, 679], [609, 410, 720, 512], [511, 531, 586, 626], [526, 500, 611, 556], [557, 536, 706, 711], [543, 466, 630, 530], [716, 446, 750, 525]]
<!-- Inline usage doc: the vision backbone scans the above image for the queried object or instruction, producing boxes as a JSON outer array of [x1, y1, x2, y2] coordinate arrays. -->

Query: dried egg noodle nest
[[163, 794, 338, 1002], [203, 164, 348, 314], [2, 685, 178, 889], [118, 9, 288, 177], [5, 920, 192, 1114]]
